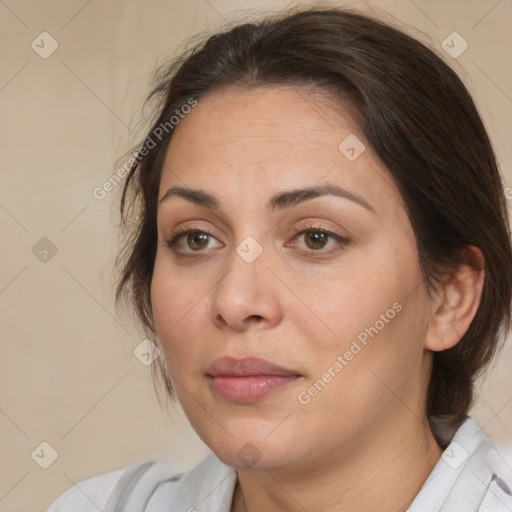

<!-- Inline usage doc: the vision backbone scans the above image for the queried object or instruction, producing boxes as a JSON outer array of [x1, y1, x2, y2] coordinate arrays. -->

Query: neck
[[230, 414, 443, 512]]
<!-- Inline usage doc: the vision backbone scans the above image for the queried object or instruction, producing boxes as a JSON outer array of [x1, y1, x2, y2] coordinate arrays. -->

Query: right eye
[[164, 226, 223, 256]]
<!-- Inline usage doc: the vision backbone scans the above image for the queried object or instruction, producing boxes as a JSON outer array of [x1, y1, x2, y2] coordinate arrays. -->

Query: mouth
[[206, 356, 302, 403]]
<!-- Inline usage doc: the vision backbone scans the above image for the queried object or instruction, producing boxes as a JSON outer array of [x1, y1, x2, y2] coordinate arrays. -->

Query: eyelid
[[287, 222, 349, 255], [164, 221, 349, 257], [164, 224, 221, 252]]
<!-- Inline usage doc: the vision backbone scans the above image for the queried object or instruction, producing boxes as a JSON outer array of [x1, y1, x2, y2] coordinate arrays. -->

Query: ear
[[424, 245, 485, 352]]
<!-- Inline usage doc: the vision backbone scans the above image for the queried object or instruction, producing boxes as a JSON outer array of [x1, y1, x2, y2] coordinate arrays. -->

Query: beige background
[[0, 0, 511, 510]]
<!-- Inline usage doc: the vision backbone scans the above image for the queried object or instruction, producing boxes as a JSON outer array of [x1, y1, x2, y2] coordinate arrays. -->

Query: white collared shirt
[[47, 417, 512, 511]]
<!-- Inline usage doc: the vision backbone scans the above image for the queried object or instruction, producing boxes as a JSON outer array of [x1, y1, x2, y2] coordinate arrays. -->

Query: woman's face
[[151, 86, 436, 471]]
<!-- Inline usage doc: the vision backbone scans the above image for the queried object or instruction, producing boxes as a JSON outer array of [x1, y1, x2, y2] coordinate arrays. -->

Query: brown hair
[[115, 6, 512, 445]]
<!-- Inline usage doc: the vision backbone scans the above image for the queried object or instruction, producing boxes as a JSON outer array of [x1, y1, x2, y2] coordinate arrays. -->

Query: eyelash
[[164, 222, 349, 258]]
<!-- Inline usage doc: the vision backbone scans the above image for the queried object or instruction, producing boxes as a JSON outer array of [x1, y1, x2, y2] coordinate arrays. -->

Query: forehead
[[160, 86, 403, 216], [167, 85, 362, 160]]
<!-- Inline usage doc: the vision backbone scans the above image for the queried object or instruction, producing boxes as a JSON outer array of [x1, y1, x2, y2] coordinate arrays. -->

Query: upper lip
[[207, 356, 301, 377]]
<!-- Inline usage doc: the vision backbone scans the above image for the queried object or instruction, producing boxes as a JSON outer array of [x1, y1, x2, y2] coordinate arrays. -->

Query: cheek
[[309, 258, 405, 350], [151, 258, 173, 333], [150, 256, 196, 364], [151, 253, 221, 381], [310, 238, 427, 374], [298, 285, 429, 431]]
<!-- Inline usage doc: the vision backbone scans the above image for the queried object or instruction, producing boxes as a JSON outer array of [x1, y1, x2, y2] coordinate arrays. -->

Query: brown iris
[[304, 231, 328, 250], [187, 232, 209, 251]]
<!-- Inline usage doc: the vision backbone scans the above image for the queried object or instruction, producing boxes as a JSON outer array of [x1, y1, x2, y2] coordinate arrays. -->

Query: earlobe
[[424, 245, 485, 352]]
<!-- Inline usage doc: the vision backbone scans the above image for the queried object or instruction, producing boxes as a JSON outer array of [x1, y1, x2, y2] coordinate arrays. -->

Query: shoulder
[[46, 459, 182, 512], [409, 417, 512, 511], [472, 435, 512, 511], [46, 452, 237, 512], [46, 464, 129, 511]]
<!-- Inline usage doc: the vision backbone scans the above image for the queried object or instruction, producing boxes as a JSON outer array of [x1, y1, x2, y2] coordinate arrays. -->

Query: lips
[[206, 356, 302, 403], [207, 356, 301, 378]]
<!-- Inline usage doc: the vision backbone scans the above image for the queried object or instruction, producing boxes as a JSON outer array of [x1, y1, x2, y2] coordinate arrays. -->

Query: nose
[[209, 240, 283, 332]]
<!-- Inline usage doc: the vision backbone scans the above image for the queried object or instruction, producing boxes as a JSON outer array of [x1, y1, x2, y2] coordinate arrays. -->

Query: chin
[[204, 430, 296, 472], [214, 447, 285, 472]]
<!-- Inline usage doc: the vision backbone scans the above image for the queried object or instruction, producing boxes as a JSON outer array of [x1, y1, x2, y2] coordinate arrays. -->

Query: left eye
[[291, 226, 349, 253]]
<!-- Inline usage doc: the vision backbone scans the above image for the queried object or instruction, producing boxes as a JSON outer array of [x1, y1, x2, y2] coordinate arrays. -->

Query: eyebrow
[[158, 183, 377, 215]]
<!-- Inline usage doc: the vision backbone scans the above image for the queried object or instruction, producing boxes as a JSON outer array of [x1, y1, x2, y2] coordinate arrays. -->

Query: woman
[[48, 5, 512, 511]]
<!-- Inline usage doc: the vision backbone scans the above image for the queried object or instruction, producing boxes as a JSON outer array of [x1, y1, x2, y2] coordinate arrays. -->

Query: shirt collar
[[150, 451, 237, 512], [407, 416, 512, 511]]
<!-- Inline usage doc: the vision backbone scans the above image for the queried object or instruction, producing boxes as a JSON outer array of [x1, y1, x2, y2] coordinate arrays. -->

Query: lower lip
[[209, 375, 300, 402]]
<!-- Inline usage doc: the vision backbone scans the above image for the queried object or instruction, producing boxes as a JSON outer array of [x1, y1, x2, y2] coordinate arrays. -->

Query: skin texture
[[151, 86, 485, 512]]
